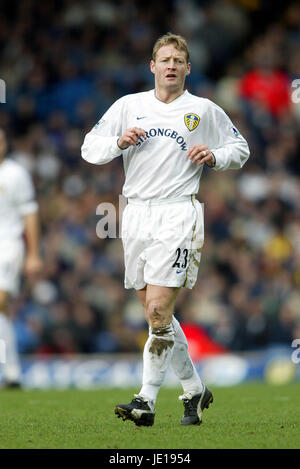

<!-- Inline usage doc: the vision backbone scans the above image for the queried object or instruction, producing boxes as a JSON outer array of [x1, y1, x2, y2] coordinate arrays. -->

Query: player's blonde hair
[[152, 33, 190, 63]]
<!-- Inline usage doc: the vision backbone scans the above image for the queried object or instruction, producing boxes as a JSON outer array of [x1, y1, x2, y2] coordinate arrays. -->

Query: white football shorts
[[121, 195, 204, 290], [0, 239, 25, 295]]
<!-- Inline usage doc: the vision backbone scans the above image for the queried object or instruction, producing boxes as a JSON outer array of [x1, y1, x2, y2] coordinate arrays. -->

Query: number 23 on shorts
[[172, 248, 189, 271]]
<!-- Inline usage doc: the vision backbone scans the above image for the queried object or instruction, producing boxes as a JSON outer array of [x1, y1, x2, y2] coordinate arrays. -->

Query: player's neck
[[154, 87, 185, 104]]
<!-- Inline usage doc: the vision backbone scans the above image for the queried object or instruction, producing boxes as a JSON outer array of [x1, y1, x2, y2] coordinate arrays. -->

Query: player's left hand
[[24, 254, 43, 277], [187, 145, 215, 167]]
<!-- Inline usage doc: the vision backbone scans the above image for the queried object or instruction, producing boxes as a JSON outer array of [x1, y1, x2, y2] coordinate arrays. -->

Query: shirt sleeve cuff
[[205, 151, 216, 168], [110, 138, 123, 157]]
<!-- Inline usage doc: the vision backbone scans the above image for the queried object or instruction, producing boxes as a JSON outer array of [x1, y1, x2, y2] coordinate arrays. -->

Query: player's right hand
[[24, 254, 43, 277], [117, 127, 146, 150]]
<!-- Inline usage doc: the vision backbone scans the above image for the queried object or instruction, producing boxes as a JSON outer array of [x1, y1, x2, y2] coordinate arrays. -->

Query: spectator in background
[[0, 128, 42, 387], [239, 33, 291, 118]]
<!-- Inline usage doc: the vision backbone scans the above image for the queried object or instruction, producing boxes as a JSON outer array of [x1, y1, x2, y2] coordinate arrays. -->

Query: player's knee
[[146, 299, 171, 329]]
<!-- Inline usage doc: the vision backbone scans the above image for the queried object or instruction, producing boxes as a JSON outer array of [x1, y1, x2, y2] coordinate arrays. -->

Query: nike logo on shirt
[[136, 116, 147, 120]]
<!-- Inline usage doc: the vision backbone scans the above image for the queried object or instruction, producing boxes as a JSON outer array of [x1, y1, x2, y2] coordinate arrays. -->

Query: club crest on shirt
[[184, 113, 200, 131]]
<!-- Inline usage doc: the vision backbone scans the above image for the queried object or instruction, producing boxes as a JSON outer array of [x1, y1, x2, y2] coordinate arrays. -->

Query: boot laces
[[179, 393, 196, 416]]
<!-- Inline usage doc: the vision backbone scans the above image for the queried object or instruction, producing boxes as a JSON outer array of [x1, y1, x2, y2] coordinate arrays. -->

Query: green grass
[[0, 382, 299, 449]]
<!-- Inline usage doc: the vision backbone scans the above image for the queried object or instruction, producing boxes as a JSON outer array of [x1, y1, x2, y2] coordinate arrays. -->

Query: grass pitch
[[0, 382, 299, 449]]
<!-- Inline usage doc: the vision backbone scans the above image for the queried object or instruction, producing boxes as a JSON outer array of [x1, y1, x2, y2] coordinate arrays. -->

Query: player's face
[[0, 130, 7, 161], [150, 45, 190, 93]]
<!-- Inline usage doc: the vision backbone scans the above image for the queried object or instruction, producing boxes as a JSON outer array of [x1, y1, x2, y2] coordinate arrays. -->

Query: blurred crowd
[[1, 0, 300, 356]]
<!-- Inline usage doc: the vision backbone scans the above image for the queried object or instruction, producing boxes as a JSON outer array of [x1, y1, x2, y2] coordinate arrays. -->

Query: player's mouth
[[166, 74, 177, 79]]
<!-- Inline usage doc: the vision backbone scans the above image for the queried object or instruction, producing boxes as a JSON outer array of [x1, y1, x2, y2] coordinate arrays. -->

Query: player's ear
[[150, 60, 155, 75], [186, 62, 191, 76]]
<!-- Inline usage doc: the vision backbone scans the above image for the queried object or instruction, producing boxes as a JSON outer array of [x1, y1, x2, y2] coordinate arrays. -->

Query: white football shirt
[[0, 159, 38, 241], [81, 89, 250, 199]]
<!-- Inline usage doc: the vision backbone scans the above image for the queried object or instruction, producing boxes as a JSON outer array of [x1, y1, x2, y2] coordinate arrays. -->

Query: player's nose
[[167, 64, 176, 71]]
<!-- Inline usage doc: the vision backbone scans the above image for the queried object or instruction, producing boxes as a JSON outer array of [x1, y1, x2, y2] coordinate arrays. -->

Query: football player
[[0, 128, 42, 388], [82, 33, 250, 426]]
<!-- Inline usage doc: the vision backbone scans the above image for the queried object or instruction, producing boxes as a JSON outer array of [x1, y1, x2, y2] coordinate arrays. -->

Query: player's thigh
[[145, 284, 180, 326], [136, 286, 147, 308], [145, 200, 202, 289], [0, 240, 24, 299], [122, 204, 148, 290]]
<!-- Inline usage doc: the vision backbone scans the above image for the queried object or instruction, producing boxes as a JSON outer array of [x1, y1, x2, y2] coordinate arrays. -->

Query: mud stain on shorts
[[190, 248, 202, 268]]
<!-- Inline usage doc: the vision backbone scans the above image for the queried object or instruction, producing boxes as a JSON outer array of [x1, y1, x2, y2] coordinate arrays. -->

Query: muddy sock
[[171, 316, 203, 395], [139, 323, 175, 406]]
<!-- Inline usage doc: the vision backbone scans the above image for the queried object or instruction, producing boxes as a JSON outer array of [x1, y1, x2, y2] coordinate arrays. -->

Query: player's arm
[[23, 211, 43, 276], [15, 167, 43, 276], [81, 98, 125, 165], [81, 98, 145, 165], [188, 103, 250, 170]]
